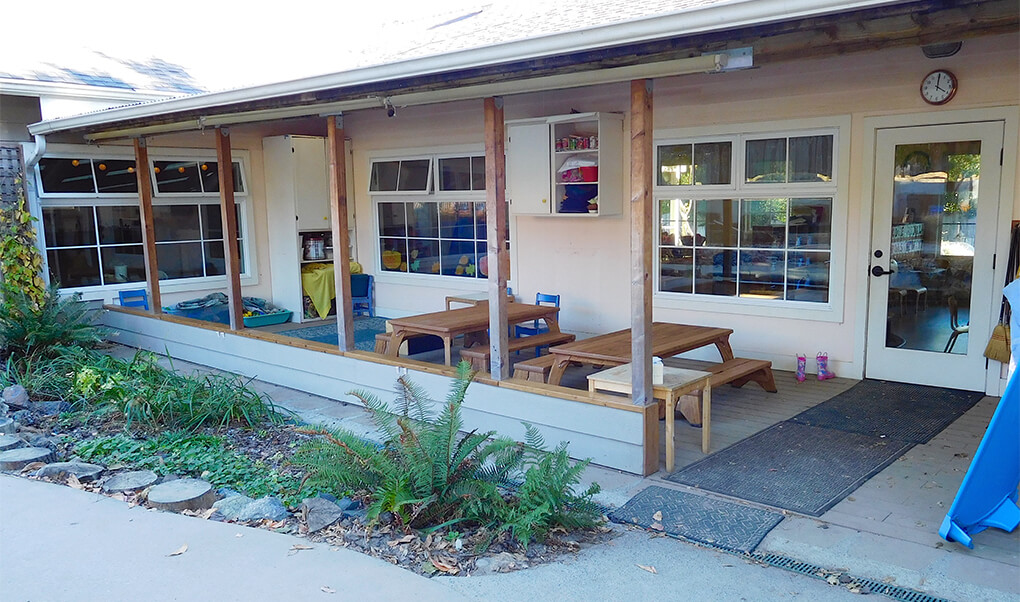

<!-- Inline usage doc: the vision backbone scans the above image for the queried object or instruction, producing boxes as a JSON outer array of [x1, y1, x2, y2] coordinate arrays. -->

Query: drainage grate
[[752, 552, 950, 602]]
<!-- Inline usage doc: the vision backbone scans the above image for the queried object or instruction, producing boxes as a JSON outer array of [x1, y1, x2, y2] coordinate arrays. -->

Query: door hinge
[[993, 253, 997, 270], [1001, 148, 1004, 165]]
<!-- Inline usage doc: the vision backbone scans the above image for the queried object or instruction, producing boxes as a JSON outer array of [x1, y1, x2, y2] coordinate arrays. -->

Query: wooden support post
[[630, 79, 654, 406], [132, 138, 161, 313], [484, 97, 509, 379], [327, 115, 354, 352], [215, 128, 244, 331]]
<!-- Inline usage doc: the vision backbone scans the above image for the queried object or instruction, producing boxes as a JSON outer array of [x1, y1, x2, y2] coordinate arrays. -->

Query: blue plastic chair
[[351, 274, 374, 317], [118, 289, 149, 310], [515, 292, 560, 355]]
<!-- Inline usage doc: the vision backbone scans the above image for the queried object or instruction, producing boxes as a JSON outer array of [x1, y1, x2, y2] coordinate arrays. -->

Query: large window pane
[[787, 251, 829, 302], [48, 248, 101, 287], [408, 240, 440, 274], [397, 159, 430, 191], [156, 242, 204, 279], [696, 199, 738, 247], [154, 161, 202, 193], [439, 202, 474, 239], [370, 161, 399, 192], [739, 250, 785, 299], [789, 199, 832, 249], [38, 158, 95, 193], [152, 205, 201, 242], [97, 206, 142, 244], [789, 136, 833, 182], [693, 142, 731, 185], [746, 138, 787, 183], [658, 144, 692, 186], [200, 161, 245, 193], [741, 199, 788, 248], [474, 202, 487, 240], [441, 240, 476, 277], [202, 240, 241, 276], [101, 246, 146, 283], [439, 157, 472, 191], [378, 203, 406, 237], [43, 206, 96, 247], [695, 248, 737, 296], [406, 202, 439, 238], [659, 248, 692, 292], [201, 204, 224, 240], [94, 160, 138, 193], [659, 199, 694, 246], [380, 238, 407, 272]]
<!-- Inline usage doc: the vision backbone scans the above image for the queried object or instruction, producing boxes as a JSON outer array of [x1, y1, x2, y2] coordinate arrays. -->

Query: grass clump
[[0, 283, 105, 363], [294, 361, 602, 548], [74, 431, 303, 504]]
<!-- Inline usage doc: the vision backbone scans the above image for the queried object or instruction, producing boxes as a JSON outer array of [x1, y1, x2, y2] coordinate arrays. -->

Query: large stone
[[472, 552, 528, 575], [0, 417, 15, 434], [213, 494, 256, 520], [29, 401, 72, 416], [0, 434, 25, 452], [301, 497, 345, 533], [102, 470, 159, 493], [36, 462, 105, 483], [2, 385, 28, 408], [147, 478, 216, 512], [0, 447, 55, 471], [24, 434, 61, 450], [233, 496, 289, 522]]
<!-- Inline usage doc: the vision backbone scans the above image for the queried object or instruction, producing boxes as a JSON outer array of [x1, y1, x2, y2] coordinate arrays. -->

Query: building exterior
[[9, 0, 1018, 473]]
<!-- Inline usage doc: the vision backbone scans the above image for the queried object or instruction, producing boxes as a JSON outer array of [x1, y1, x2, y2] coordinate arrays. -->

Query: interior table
[[385, 301, 561, 366], [588, 363, 712, 468], [445, 291, 515, 310], [547, 322, 734, 386]]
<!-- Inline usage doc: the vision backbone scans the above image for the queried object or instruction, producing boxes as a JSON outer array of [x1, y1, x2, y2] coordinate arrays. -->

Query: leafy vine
[[0, 174, 45, 310]]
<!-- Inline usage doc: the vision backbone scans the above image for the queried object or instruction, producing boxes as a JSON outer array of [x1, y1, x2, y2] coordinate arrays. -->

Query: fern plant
[[0, 282, 105, 362]]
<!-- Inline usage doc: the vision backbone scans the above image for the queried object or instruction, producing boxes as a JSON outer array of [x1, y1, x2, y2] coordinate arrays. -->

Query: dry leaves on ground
[[652, 511, 662, 521]]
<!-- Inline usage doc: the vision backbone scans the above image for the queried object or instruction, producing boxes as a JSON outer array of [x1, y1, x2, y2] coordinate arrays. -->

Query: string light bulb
[[71, 159, 80, 167], [98, 163, 107, 171], [178, 166, 186, 173], [154, 167, 161, 174], [201, 164, 208, 171]]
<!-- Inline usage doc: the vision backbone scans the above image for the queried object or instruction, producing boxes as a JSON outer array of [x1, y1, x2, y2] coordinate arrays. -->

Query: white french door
[[865, 122, 1004, 391]]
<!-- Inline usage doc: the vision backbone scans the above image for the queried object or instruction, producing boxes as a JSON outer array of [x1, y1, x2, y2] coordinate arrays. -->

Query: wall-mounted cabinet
[[264, 135, 355, 323], [506, 112, 622, 217]]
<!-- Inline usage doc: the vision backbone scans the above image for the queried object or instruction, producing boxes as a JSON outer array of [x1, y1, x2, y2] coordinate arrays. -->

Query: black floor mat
[[789, 379, 983, 443], [609, 485, 784, 554], [665, 422, 914, 516]]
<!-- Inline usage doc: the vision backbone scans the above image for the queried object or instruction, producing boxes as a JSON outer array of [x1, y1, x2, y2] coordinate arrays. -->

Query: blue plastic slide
[[939, 370, 1019, 548]]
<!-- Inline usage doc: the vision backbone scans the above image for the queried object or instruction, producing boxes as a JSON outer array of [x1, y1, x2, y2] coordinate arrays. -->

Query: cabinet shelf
[[554, 149, 599, 155]]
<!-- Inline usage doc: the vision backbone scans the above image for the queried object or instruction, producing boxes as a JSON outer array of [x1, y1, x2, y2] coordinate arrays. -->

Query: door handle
[[871, 265, 894, 277]]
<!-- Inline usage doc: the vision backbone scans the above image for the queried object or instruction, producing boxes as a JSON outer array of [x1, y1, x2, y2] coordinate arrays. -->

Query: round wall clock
[[920, 69, 958, 105]]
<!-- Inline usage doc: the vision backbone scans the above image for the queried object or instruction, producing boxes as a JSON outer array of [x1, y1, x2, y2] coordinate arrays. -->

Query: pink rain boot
[[816, 352, 835, 381], [796, 355, 806, 382]]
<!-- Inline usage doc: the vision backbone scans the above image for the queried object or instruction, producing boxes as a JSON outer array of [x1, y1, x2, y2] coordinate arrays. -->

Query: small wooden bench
[[707, 358, 777, 392], [374, 332, 441, 355], [512, 353, 558, 383], [460, 332, 576, 371]]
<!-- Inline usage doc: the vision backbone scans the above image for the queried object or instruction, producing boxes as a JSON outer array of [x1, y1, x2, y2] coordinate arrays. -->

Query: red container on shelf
[[579, 166, 599, 182]]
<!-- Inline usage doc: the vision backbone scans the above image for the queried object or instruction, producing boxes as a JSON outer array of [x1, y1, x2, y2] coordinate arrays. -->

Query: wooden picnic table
[[546, 322, 734, 386], [385, 301, 561, 366]]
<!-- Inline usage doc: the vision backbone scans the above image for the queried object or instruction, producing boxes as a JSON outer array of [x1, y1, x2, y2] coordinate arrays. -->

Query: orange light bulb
[[201, 164, 208, 171], [127, 167, 135, 173], [71, 160, 80, 167], [98, 163, 106, 171], [178, 166, 186, 173], [153, 167, 160, 174]]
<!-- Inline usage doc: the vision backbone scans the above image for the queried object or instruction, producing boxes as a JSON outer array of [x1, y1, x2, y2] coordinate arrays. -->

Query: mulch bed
[[18, 408, 614, 577]]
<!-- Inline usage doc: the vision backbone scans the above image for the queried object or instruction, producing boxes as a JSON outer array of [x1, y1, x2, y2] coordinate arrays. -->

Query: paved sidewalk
[[0, 475, 463, 602]]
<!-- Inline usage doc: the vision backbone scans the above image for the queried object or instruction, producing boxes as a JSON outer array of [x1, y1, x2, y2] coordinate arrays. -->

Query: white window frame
[[367, 155, 434, 195], [368, 146, 492, 289], [653, 117, 850, 322], [34, 144, 257, 297]]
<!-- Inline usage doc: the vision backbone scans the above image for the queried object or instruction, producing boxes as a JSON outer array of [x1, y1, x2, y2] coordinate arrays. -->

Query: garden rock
[[29, 401, 72, 416], [0, 417, 14, 434], [147, 478, 216, 512], [217, 487, 243, 498], [36, 462, 105, 483], [24, 434, 61, 450], [212, 494, 256, 519], [102, 470, 158, 493], [316, 492, 338, 504], [473, 552, 527, 575], [2, 385, 29, 408], [233, 496, 289, 522], [301, 497, 345, 533], [0, 401, 8, 416], [0, 434, 25, 452], [10, 410, 31, 426], [0, 447, 56, 471], [336, 496, 360, 512], [345, 508, 367, 522]]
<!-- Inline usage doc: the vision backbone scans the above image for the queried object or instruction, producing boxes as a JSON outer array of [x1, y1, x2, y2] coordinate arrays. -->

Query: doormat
[[277, 317, 389, 352], [665, 422, 914, 517], [789, 379, 983, 444], [609, 485, 784, 554]]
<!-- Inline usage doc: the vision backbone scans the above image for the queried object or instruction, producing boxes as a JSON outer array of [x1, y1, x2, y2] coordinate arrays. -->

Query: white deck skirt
[[102, 310, 648, 474]]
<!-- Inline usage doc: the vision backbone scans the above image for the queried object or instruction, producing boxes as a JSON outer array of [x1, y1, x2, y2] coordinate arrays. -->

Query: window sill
[[653, 291, 842, 323]]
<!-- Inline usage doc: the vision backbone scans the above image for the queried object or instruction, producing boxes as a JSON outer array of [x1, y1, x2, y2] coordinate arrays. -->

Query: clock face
[[921, 70, 957, 105]]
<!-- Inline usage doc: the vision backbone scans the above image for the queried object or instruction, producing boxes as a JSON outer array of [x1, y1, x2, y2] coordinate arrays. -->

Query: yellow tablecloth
[[301, 263, 335, 319]]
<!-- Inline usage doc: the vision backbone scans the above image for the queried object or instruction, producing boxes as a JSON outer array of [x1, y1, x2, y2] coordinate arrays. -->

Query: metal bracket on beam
[[704, 47, 753, 71]]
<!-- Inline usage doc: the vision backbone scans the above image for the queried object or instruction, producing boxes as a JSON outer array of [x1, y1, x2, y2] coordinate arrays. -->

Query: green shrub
[[0, 180, 45, 309], [294, 361, 603, 546], [74, 431, 302, 503], [0, 283, 105, 363]]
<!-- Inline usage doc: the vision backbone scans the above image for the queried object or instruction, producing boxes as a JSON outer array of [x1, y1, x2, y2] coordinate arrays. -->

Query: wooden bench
[[707, 358, 777, 392], [374, 332, 442, 355], [512, 353, 558, 383], [460, 332, 576, 371]]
